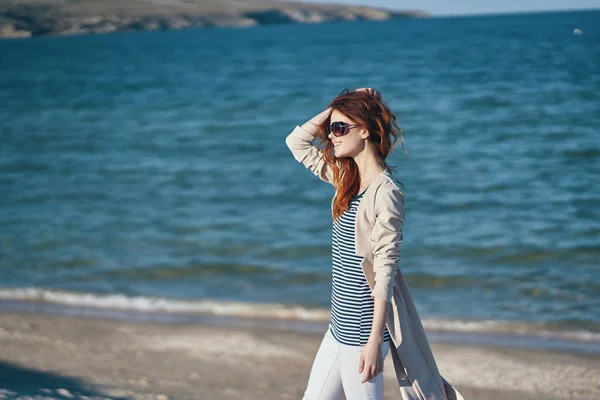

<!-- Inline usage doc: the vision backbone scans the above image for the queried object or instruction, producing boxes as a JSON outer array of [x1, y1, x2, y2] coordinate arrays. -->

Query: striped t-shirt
[[329, 189, 392, 346]]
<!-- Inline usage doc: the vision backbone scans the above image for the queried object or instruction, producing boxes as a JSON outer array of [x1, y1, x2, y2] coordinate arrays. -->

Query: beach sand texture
[[0, 311, 598, 400]]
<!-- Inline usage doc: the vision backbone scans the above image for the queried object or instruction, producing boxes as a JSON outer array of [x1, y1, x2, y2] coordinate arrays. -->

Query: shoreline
[[1, 297, 599, 356], [1, 309, 598, 399]]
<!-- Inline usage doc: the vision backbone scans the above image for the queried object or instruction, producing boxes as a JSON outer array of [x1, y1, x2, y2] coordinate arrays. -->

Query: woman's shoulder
[[370, 172, 405, 214], [376, 171, 405, 196], [369, 173, 406, 221]]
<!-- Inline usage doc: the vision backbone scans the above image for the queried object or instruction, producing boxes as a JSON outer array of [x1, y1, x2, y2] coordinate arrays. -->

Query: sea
[[1, 9, 599, 352]]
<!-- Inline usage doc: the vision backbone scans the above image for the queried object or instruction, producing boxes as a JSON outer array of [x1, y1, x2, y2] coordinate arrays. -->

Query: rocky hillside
[[0, 0, 429, 39]]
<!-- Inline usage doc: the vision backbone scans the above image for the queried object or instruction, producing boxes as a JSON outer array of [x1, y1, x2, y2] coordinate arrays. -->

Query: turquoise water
[[1, 10, 599, 341]]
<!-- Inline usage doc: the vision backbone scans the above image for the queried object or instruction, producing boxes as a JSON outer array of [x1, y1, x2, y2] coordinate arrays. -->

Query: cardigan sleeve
[[285, 125, 335, 185], [370, 183, 406, 302]]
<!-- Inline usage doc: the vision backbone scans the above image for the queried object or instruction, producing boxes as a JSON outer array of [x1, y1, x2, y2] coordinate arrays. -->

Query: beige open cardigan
[[285, 125, 465, 400]]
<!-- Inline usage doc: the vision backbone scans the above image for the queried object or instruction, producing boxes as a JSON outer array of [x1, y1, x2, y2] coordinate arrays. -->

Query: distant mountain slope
[[0, 0, 429, 39]]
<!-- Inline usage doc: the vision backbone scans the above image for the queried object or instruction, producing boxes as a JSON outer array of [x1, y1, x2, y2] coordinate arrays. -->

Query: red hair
[[314, 89, 407, 221]]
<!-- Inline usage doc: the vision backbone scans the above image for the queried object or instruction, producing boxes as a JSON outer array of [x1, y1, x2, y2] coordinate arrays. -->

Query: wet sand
[[0, 310, 598, 399]]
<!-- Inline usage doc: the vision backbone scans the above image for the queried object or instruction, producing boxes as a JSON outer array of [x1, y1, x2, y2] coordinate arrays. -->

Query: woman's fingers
[[361, 369, 377, 383], [360, 363, 383, 383], [358, 353, 365, 373], [355, 87, 373, 95], [354, 87, 382, 100], [361, 372, 370, 384], [358, 342, 384, 383]]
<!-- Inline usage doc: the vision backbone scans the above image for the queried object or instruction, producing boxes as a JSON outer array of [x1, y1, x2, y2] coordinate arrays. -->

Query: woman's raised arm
[[285, 108, 336, 186]]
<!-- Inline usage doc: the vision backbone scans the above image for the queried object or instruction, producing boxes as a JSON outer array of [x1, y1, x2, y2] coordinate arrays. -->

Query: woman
[[285, 88, 464, 400]]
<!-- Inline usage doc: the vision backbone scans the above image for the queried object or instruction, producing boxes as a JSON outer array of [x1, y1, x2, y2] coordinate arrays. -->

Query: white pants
[[302, 324, 391, 400]]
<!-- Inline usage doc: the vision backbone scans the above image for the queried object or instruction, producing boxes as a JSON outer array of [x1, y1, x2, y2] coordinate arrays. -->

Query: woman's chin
[[335, 150, 351, 158]]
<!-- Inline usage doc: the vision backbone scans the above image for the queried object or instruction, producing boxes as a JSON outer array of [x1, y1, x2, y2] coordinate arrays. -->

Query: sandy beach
[[0, 310, 598, 400]]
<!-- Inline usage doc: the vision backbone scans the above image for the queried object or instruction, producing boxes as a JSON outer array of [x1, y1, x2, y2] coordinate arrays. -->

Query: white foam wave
[[0, 287, 331, 321], [1, 287, 599, 343], [422, 318, 600, 343]]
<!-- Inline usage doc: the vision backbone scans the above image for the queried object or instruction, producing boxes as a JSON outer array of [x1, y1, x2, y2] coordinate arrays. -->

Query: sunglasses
[[329, 121, 360, 137]]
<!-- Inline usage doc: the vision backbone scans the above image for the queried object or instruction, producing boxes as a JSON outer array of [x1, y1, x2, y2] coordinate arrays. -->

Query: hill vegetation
[[0, 0, 429, 38]]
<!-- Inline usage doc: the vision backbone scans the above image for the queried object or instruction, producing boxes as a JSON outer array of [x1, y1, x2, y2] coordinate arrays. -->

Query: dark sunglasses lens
[[331, 122, 346, 136]]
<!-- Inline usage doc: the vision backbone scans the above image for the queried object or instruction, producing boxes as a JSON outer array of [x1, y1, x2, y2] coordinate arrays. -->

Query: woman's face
[[328, 109, 367, 159]]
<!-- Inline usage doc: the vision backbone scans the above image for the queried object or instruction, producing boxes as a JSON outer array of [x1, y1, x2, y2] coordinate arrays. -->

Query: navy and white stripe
[[329, 191, 391, 346]]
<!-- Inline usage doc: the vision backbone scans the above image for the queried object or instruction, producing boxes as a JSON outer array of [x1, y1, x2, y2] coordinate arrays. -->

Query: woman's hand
[[302, 107, 332, 134], [354, 87, 382, 101], [358, 339, 384, 383]]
